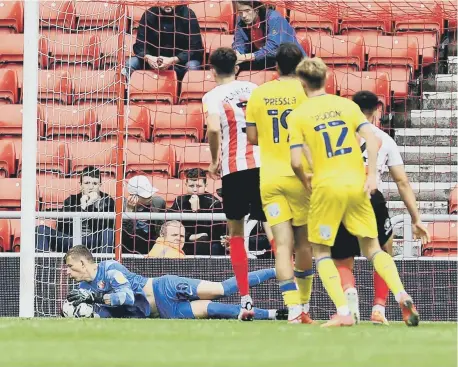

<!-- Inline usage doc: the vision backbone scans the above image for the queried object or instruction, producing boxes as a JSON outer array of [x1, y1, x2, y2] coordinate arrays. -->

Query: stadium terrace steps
[[448, 56, 458, 74], [422, 92, 457, 110], [398, 146, 457, 165], [387, 201, 449, 217], [434, 74, 458, 92], [380, 182, 454, 201], [410, 110, 457, 128], [381, 165, 457, 183], [395, 128, 457, 146]]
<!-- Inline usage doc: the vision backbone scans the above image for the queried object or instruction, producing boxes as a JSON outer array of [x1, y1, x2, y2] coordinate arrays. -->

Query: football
[[61, 300, 94, 318]]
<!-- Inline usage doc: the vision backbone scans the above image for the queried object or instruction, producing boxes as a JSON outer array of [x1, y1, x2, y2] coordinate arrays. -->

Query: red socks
[[229, 236, 249, 296], [336, 265, 356, 291], [373, 270, 389, 307]]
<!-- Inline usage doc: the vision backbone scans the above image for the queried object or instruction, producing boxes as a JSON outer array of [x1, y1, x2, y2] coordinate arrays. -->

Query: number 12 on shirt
[[268, 109, 292, 143], [314, 120, 352, 158]]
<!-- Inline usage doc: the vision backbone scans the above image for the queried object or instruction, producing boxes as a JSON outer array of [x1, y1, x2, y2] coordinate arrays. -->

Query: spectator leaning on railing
[[122, 175, 166, 255], [147, 220, 186, 259], [122, 5, 204, 80], [169, 168, 226, 256], [35, 166, 115, 253], [233, 1, 306, 71]]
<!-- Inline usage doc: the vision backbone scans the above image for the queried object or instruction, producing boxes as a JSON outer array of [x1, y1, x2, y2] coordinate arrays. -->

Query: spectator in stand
[[147, 220, 186, 259], [122, 5, 204, 80], [170, 168, 226, 256], [233, 1, 306, 71], [35, 166, 115, 253], [123, 175, 166, 255]]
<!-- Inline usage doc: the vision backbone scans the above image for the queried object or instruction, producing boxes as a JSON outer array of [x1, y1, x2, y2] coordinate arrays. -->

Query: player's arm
[[289, 115, 312, 190], [104, 269, 135, 306], [246, 92, 258, 145], [204, 97, 221, 177], [386, 140, 431, 244]]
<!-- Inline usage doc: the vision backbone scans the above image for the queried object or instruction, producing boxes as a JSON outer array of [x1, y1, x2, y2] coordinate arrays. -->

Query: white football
[[61, 300, 76, 318], [74, 303, 94, 318]]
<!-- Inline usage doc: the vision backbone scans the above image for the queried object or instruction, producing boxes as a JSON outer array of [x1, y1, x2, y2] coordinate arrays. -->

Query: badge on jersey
[[384, 218, 393, 235], [114, 272, 128, 285], [97, 280, 105, 290], [319, 225, 332, 241], [267, 203, 280, 218]]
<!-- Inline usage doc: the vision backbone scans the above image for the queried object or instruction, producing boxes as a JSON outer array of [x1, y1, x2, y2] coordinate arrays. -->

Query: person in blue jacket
[[233, 1, 306, 71]]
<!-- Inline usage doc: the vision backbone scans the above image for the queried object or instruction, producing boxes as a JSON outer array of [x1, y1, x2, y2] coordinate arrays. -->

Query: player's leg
[[261, 177, 303, 323], [189, 300, 280, 320], [195, 268, 276, 300], [262, 222, 276, 254], [292, 225, 315, 324], [308, 186, 354, 327], [345, 189, 419, 327], [331, 224, 360, 323], [221, 170, 253, 319], [287, 179, 315, 324], [371, 193, 394, 325]]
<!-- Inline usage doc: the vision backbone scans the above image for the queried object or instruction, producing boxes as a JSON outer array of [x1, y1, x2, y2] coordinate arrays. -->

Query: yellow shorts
[[308, 184, 378, 246], [261, 176, 310, 227]]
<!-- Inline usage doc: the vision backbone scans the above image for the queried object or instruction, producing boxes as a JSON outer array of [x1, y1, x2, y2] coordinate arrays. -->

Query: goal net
[[0, 0, 456, 320]]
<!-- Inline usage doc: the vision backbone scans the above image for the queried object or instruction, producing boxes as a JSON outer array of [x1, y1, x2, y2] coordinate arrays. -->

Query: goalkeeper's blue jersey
[[79, 260, 151, 318]]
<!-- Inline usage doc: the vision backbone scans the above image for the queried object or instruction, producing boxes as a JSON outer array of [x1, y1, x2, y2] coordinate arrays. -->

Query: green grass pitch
[[0, 319, 456, 367]]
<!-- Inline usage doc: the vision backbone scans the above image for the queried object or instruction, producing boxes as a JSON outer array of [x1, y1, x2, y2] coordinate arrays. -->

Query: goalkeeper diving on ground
[[63, 245, 286, 320]]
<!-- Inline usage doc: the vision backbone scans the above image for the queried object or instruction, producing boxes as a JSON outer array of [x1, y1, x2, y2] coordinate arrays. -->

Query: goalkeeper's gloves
[[67, 289, 104, 306]]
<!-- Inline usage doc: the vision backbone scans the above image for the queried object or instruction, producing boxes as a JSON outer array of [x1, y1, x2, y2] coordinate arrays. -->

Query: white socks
[[302, 303, 310, 314], [372, 304, 386, 316]]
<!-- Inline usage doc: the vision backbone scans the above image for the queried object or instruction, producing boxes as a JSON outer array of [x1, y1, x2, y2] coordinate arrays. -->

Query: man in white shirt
[[331, 91, 431, 325], [203, 47, 266, 320]]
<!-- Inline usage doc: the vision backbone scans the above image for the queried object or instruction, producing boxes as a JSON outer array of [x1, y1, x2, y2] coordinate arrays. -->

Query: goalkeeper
[[64, 245, 283, 320]]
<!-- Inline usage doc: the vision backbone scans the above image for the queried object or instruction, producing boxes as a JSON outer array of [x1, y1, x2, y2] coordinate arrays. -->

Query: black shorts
[[331, 190, 393, 260], [221, 168, 266, 222]]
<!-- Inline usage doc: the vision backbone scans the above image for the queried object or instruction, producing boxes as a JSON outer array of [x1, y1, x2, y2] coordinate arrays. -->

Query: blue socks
[[222, 268, 276, 297], [206, 302, 271, 320]]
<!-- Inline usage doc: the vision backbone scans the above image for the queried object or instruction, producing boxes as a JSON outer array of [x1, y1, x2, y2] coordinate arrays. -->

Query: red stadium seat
[[0, 140, 16, 178], [338, 71, 391, 111], [396, 33, 438, 67], [0, 178, 21, 210], [99, 30, 131, 67], [10, 219, 57, 252], [0, 1, 23, 33], [390, 0, 444, 35], [274, 5, 288, 18], [177, 143, 212, 178], [152, 105, 204, 144], [366, 35, 419, 99], [149, 177, 185, 207], [37, 70, 72, 105], [37, 176, 80, 211], [189, 1, 235, 33], [449, 185, 457, 214], [39, 1, 76, 30], [0, 69, 18, 104], [69, 142, 118, 178], [339, 0, 391, 35], [203, 33, 233, 57], [99, 104, 151, 142], [290, 10, 338, 34], [128, 5, 148, 31], [0, 219, 12, 251], [0, 105, 44, 144], [325, 70, 338, 95], [43, 105, 98, 141], [72, 70, 118, 104], [180, 71, 217, 104], [0, 34, 49, 67], [125, 142, 176, 178], [47, 33, 101, 69], [422, 222, 458, 257], [130, 70, 178, 105], [310, 34, 365, 71], [74, 2, 125, 29], [237, 70, 279, 85], [206, 178, 222, 198], [17, 141, 70, 177]]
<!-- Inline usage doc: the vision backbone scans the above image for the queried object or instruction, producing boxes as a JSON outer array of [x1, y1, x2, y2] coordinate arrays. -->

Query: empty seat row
[[0, 140, 214, 179], [422, 222, 458, 257]]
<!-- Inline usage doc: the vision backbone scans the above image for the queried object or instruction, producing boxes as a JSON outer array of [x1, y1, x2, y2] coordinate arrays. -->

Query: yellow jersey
[[289, 94, 369, 186], [245, 78, 308, 182]]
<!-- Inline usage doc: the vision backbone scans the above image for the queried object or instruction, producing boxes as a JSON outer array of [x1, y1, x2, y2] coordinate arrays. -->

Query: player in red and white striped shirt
[[203, 47, 267, 320]]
